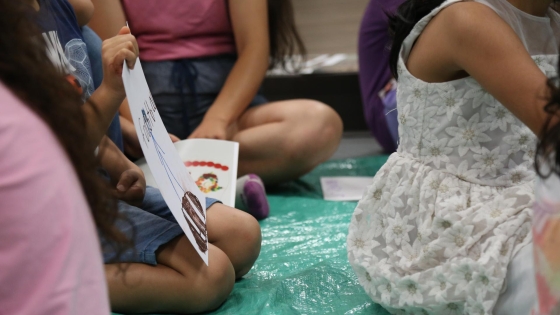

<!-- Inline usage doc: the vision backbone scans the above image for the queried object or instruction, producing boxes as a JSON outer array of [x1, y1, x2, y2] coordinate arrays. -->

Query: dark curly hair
[[388, 0, 446, 79], [536, 72, 560, 178], [0, 0, 130, 255]]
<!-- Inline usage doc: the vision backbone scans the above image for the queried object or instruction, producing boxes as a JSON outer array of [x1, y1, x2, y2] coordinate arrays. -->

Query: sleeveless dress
[[347, 0, 560, 314]]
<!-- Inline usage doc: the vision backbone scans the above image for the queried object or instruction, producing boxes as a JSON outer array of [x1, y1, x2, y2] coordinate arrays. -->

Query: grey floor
[[330, 131, 384, 160]]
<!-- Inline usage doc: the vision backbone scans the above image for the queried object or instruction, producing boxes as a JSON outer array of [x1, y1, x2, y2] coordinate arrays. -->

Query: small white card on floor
[[137, 139, 239, 207], [122, 59, 209, 265], [320, 176, 374, 201]]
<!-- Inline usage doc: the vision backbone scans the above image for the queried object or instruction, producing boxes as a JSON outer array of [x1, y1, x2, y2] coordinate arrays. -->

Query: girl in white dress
[[347, 0, 560, 313]]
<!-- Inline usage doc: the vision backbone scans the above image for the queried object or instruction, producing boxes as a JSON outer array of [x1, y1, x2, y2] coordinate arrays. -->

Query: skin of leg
[[234, 99, 343, 185], [105, 204, 261, 314], [106, 241, 235, 314], [206, 203, 262, 278]]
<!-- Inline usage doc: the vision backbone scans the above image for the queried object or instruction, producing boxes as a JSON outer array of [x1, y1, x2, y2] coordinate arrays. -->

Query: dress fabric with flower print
[[347, 0, 560, 314]]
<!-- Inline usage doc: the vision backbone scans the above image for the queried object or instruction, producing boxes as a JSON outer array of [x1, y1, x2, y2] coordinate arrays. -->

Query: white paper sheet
[[320, 176, 374, 201], [137, 139, 239, 207], [122, 60, 209, 265]]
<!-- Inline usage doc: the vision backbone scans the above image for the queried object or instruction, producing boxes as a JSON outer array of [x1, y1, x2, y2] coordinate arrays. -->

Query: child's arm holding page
[[82, 26, 139, 149]]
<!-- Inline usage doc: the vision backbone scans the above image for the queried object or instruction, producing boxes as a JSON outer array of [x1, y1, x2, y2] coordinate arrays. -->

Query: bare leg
[[234, 99, 343, 185], [106, 204, 261, 314], [106, 241, 235, 314], [206, 203, 261, 277]]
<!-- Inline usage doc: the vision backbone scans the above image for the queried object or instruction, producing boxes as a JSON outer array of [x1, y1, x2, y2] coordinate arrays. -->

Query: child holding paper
[[36, 0, 262, 313], [89, 0, 343, 187], [0, 1, 125, 313]]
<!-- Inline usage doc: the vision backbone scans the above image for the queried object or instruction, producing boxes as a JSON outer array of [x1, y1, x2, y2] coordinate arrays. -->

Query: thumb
[[118, 26, 131, 36], [116, 170, 137, 192]]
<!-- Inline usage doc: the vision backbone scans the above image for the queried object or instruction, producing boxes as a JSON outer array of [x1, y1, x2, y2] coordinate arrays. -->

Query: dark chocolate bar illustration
[[182, 191, 208, 252]]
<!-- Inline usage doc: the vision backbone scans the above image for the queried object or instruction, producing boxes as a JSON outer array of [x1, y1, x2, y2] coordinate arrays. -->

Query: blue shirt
[[35, 0, 124, 152], [35, 0, 95, 102]]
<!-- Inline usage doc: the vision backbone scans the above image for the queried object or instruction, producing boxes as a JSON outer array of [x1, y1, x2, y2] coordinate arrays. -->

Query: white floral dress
[[347, 0, 560, 314]]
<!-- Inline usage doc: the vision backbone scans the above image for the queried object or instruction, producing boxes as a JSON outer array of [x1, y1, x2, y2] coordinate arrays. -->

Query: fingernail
[[117, 185, 125, 192]]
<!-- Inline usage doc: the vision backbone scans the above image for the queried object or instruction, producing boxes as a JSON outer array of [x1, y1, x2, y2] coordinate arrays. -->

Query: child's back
[[0, 82, 109, 315], [348, 0, 560, 313]]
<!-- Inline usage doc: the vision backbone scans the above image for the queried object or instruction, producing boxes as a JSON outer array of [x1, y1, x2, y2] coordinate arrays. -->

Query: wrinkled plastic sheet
[[114, 156, 391, 315]]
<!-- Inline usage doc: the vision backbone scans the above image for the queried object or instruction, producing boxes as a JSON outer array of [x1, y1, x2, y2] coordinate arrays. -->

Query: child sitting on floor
[[89, 0, 343, 189], [34, 0, 262, 313], [347, 0, 559, 313]]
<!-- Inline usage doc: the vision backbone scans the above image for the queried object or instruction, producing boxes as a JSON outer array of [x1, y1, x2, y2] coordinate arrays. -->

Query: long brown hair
[[0, 0, 129, 254], [267, 0, 306, 70]]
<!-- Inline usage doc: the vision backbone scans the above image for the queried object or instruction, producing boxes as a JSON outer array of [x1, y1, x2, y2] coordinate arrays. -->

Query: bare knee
[[159, 240, 236, 313], [194, 247, 236, 311], [233, 212, 262, 278], [284, 100, 343, 165]]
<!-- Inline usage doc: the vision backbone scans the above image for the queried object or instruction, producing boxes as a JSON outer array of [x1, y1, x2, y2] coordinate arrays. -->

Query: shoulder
[[434, 1, 512, 37], [426, 1, 522, 53], [0, 83, 70, 183]]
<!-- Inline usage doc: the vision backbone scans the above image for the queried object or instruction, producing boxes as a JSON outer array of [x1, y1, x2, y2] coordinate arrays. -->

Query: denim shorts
[[142, 54, 268, 139], [103, 186, 220, 265]]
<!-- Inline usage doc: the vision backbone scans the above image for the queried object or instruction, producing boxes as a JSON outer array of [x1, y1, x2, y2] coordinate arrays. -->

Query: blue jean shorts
[[103, 186, 220, 265], [142, 54, 268, 139]]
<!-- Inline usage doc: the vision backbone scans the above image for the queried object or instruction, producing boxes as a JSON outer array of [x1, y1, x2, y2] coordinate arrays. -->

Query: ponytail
[[388, 0, 445, 79]]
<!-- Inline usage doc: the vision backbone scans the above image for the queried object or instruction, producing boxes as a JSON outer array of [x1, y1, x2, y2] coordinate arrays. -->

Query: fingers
[[118, 26, 131, 36], [116, 48, 138, 72], [116, 169, 138, 192], [187, 130, 226, 140], [102, 33, 139, 71], [116, 169, 146, 205]]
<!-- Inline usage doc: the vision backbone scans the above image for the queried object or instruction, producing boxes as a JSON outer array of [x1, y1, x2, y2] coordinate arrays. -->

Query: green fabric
[[113, 156, 391, 315]]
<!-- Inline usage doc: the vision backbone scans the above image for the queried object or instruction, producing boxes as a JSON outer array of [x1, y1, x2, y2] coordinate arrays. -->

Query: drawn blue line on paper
[[141, 106, 184, 201]]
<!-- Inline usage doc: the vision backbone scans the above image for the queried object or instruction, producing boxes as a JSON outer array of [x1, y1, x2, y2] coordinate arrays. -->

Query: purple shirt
[[358, 0, 405, 152]]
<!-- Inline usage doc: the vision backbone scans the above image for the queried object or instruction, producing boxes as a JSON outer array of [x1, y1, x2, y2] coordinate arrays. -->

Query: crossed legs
[[234, 99, 343, 185], [105, 204, 261, 314]]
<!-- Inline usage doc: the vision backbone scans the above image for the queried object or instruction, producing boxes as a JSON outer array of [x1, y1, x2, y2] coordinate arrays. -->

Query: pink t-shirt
[[0, 83, 110, 314], [122, 0, 237, 61]]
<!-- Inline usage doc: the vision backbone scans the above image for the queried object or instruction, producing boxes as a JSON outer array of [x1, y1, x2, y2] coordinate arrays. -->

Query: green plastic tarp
[[114, 156, 391, 315]]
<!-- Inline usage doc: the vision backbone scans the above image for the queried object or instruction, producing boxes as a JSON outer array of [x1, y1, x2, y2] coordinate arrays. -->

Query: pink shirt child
[[0, 83, 110, 315], [122, 0, 237, 61]]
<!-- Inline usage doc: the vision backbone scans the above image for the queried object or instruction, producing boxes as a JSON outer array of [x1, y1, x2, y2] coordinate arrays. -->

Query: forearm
[[84, 83, 126, 147], [99, 135, 134, 184], [206, 0, 269, 124], [205, 46, 269, 124], [119, 98, 133, 121]]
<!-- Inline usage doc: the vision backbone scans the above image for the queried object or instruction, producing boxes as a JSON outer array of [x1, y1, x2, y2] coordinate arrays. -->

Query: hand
[[169, 133, 181, 142], [114, 165, 146, 206], [188, 116, 236, 140], [100, 26, 139, 98]]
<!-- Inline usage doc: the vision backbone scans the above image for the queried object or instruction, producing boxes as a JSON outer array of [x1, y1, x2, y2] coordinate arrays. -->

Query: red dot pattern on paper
[[185, 161, 229, 171]]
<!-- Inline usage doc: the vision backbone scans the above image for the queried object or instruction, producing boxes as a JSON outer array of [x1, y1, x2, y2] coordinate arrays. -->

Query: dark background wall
[[262, 0, 370, 132]]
